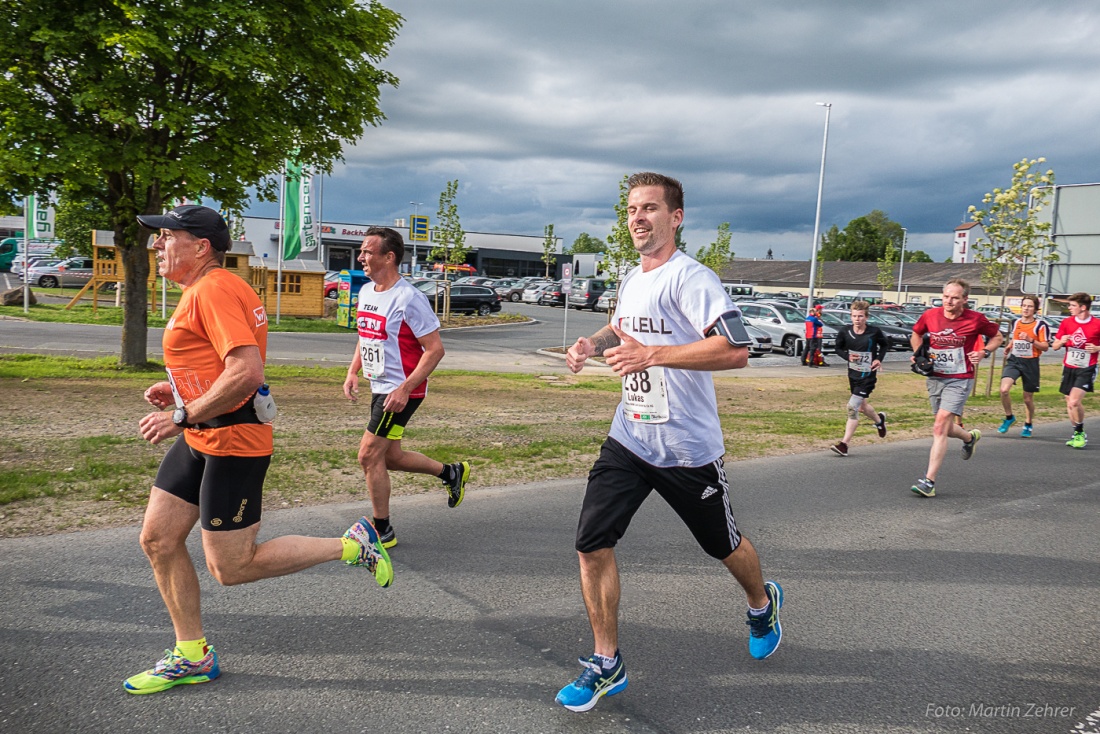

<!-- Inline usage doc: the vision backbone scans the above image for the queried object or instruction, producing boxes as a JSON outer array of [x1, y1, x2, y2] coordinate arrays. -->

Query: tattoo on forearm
[[589, 327, 620, 356]]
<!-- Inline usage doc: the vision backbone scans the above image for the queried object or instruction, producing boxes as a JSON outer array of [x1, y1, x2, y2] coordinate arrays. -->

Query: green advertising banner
[[283, 160, 303, 260]]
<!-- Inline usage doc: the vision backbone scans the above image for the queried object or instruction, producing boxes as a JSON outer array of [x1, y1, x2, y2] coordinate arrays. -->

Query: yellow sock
[[340, 536, 360, 562], [176, 637, 207, 662]]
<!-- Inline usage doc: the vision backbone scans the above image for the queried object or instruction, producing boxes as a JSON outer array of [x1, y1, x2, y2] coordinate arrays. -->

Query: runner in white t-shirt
[[343, 228, 471, 549], [555, 173, 783, 713]]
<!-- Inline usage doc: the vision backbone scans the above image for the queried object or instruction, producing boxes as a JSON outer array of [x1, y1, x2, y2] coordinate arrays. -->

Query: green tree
[[876, 241, 898, 293], [430, 179, 468, 266], [696, 222, 733, 277], [541, 224, 556, 278], [605, 175, 638, 280], [565, 232, 606, 255], [819, 210, 904, 262], [54, 190, 111, 257], [0, 0, 401, 364], [904, 250, 934, 263], [969, 157, 1056, 395]]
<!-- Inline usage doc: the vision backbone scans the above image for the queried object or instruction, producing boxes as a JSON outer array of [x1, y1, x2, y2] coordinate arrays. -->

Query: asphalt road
[[1, 426, 1097, 733]]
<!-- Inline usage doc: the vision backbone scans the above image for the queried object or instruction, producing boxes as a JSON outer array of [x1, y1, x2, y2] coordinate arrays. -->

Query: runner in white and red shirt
[[1048, 292, 1100, 449], [343, 227, 471, 549], [908, 279, 1003, 497]]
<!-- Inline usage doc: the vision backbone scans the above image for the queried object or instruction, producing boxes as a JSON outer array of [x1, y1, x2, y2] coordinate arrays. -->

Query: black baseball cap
[[137, 205, 231, 252]]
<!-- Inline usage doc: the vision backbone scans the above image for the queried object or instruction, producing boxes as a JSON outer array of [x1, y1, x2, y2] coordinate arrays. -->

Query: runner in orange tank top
[[997, 295, 1050, 437]]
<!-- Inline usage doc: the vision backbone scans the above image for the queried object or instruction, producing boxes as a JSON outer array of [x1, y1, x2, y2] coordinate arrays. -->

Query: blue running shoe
[[1020, 424, 1032, 438], [555, 653, 627, 712], [747, 580, 784, 660], [997, 416, 1016, 434]]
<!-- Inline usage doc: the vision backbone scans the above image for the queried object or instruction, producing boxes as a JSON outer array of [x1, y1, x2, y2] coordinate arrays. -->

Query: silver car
[[738, 302, 837, 356], [28, 257, 95, 288], [521, 283, 551, 304]]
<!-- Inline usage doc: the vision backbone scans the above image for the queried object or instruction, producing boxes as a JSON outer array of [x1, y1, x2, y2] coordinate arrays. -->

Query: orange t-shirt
[[1007, 318, 1050, 360], [163, 268, 272, 457]]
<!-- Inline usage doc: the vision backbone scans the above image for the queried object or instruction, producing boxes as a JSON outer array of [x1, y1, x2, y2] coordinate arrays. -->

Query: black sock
[[373, 516, 391, 534], [1005, 414, 1014, 421], [1024, 423, 1033, 428], [437, 463, 454, 482], [1075, 423, 1084, 433]]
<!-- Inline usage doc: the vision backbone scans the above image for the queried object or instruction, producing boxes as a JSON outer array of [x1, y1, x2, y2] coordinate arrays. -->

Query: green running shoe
[[911, 478, 936, 497], [1068, 431, 1088, 449], [344, 517, 393, 588], [443, 461, 470, 508], [123, 646, 220, 694], [961, 429, 981, 460]]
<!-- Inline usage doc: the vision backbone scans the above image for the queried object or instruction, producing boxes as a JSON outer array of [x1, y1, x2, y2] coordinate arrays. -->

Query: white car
[[738, 302, 837, 356], [521, 283, 551, 304]]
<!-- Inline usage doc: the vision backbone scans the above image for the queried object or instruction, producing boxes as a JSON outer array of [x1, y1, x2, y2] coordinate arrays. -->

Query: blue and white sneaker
[[1020, 424, 1033, 438], [997, 416, 1016, 434], [747, 581, 784, 660], [555, 653, 627, 712]]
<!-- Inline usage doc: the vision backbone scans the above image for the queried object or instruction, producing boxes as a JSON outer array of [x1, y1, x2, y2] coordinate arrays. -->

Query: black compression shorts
[[154, 438, 270, 531]]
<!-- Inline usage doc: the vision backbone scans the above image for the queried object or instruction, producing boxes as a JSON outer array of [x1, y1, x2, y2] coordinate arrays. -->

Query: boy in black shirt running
[[831, 301, 889, 456]]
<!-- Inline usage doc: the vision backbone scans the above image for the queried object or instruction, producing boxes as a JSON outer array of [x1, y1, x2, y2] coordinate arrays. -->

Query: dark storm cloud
[[252, 1, 1100, 260]]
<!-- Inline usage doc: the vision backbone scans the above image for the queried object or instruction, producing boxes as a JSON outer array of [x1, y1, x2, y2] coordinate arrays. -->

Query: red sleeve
[[913, 311, 929, 335]]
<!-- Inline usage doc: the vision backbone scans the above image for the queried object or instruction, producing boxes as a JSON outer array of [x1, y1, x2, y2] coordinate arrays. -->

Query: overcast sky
[[247, 0, 1100, 262]]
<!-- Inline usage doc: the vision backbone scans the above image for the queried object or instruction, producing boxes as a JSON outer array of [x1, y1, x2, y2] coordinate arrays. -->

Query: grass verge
[[0, 355, 1076, 537]]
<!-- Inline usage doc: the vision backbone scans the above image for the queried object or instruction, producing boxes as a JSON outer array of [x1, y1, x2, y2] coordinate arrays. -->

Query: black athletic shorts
[[367, 394, 423, 440], [154, 438, 270, 531], [575, 436, 742, 560], [1060, 365, 1097, 395], [1001, 355, 1041, 393], [848, 374, 877, 399]]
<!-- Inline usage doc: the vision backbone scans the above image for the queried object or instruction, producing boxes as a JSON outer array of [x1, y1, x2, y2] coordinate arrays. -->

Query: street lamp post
[[807, 102, 832, 306], [410, 201, 422, 274], [897, 227, 908, 304]]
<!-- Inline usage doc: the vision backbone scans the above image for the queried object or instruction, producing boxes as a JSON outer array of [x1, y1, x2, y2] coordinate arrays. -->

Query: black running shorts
[[575, 436, 742, 560], [367, 394, 424, 440], [848, 375, 877, 399], [154, 438, 270, 531], [1060, 365, 1097, 395], [1002, 355, 1041, 393]]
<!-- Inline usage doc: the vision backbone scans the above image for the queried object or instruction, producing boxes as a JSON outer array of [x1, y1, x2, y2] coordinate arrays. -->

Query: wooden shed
[[248, 257, 327, 318], [66, 230, 159, 312]]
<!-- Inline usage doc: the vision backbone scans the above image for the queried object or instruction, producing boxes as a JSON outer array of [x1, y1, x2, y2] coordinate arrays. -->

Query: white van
[[722, 282, 755, 299]]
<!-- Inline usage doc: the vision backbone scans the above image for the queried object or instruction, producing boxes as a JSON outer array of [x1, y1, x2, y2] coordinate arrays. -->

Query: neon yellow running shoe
[[344, 517, 393, 587], [123, 646, 220, 694], [1068, 431, 1088, 449]]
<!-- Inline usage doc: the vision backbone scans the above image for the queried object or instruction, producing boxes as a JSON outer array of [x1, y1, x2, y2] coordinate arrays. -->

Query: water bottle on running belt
[[253, 383, 277, 423]]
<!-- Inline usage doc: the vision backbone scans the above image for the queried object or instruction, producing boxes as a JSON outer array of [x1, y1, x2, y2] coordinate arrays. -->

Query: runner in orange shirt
[[997, 295, 1049, 437], [125, 206, 392, 696]]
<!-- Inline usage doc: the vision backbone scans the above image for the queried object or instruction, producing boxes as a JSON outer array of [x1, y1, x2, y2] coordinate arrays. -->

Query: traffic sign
[[410, 215, 429, 242]]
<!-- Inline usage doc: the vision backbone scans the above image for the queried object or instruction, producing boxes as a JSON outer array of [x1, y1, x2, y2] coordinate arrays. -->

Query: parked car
[[738, 302, 837, 356], [28, 257, 94, 288], [12, 256, 61, 277], [414, 281, 502, 316], [494, 279, 527, 302], [977, 305, 1017, 320], [521, 283, 552, 304], [540, 280, 568, 307], [745, 323, 773, 357], [323, 270, 341, 299], [594, 286, 618, 313], [567, 278, 610, 310], [868, 309, 919, 328], [821, 310, 911, 351]]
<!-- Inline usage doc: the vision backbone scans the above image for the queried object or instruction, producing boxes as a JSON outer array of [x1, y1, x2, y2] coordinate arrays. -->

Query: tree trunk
[[118, 223, 150, 366]]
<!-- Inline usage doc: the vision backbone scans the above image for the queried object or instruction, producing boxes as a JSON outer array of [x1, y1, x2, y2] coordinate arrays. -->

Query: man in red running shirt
[[1049, 292, 1100, 449], [908, 279, 1002, 497]]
